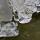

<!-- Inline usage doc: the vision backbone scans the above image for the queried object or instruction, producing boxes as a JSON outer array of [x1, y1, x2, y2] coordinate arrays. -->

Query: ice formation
[[0, 0, 40, 37], [12, 0, 40, 24], [0, 0, 19, 37], [0, 22, 19, 37]]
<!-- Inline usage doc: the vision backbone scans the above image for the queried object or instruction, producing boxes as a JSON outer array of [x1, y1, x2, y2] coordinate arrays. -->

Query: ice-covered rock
[[0, 22, 19, 37], [0, 0, 40, 37], [12, 0, 40, 24], [0, 0, 19, 37]]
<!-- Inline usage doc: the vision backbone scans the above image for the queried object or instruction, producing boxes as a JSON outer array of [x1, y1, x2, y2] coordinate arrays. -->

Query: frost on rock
[[12, 0, 40, 24]]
